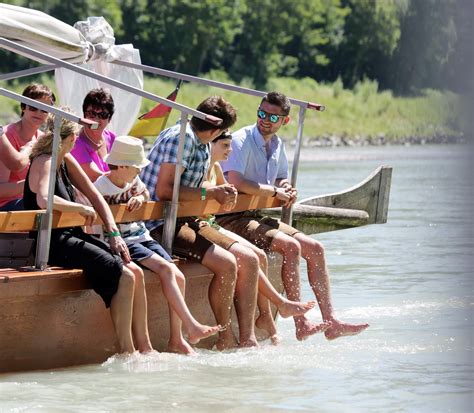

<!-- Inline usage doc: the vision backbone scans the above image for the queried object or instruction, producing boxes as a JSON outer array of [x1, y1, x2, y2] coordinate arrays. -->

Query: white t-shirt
[[94, 175, 152, 244]]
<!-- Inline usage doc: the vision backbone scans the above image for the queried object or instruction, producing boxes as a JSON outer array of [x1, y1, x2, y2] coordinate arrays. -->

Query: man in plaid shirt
[[141, 96, 259, 350]]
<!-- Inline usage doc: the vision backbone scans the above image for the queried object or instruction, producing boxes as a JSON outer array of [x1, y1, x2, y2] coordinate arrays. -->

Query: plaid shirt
[[140, 122, 210, 231]]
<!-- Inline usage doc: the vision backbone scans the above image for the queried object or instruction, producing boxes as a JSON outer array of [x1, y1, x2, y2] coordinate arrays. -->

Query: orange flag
[[128, 81, 181, 137]]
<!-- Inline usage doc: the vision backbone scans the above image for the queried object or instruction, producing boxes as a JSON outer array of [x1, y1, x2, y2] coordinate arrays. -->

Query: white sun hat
[[104, 135, 150, 169]]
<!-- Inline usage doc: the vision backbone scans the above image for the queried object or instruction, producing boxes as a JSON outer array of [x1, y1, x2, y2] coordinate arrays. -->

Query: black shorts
[[48, 227, 123, 308]]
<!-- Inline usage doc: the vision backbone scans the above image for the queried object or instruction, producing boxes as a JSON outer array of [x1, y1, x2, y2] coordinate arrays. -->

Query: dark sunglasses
[[27, 105, 48, 114], [84, 110, 110, 120], [257, 109, 286, 123]]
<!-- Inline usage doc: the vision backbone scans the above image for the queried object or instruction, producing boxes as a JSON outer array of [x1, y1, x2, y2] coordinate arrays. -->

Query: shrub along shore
[[0, 74, 467, 146]]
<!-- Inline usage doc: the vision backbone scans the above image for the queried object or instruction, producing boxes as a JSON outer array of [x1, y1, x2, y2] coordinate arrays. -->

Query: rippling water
[[1, 144, 473, 412]]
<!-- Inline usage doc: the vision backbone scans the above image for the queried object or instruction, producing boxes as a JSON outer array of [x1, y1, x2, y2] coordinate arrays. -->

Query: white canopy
[[0, 4, 142, 135]]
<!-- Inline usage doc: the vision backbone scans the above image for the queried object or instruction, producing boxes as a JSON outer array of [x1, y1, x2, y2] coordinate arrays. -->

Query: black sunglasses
[[27, 105, 48, 114], [257, 109, 286, 123], [84, 110, 110, 120]]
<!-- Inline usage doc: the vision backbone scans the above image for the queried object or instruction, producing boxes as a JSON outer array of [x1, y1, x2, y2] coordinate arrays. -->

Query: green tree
[[118, 0, 243, 74], [391, 0, 462, 94], [326, 0, 403, 88], [227, 0, 347, 88]]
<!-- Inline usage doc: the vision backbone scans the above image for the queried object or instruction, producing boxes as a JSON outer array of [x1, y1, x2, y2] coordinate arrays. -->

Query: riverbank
[[0, 74, 468, 144]]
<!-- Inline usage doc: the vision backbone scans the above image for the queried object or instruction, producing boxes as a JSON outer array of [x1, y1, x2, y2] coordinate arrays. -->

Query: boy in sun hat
[[95, 135, 220, 355]]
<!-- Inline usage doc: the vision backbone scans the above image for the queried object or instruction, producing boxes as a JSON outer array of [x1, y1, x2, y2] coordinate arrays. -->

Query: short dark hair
[[20, 83, 56, 116], [260, 91, 291, 116], [82, 88, 115, 118], [190, 96, 237, 132]]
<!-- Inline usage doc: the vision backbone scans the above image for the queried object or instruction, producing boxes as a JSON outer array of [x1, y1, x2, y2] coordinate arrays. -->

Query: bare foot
[[238, 337, 259, 348], [187, 323, 221, 345], [215, 330, 238, 351], [278, 300, 316, 319], [167, 338, 196, 355], [324, 320, 369, 340], [295, 318, 331, 341], [270, 334, 281, 345], [255, 313, 281, 345], [256, 313, 277, 337]]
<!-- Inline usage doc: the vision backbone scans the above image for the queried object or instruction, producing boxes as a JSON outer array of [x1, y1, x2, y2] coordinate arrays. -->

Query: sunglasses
[[27, 105, 48, 114], [257, 109, 286, 123], [84, 110, 110, 120]]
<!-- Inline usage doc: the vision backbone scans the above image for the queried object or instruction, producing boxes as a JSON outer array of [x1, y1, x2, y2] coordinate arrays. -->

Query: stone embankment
[[287, 133, 466, 147]]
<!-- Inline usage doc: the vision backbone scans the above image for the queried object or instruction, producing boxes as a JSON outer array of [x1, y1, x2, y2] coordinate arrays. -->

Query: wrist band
[[107, 231, 121, 237], [201, 187, 207, 201], [272, 186, 277, 197]]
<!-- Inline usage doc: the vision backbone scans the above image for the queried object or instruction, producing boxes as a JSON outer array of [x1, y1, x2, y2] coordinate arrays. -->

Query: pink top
[[70, 129, 116, 174], [0, 123, 40, 207]]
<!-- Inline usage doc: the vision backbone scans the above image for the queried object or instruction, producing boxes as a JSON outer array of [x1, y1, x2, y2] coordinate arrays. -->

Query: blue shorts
[[127, 239, 172, 263]]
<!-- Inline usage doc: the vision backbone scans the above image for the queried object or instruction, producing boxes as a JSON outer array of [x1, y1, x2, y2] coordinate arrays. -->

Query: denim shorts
[[127, 239, 172, 263]]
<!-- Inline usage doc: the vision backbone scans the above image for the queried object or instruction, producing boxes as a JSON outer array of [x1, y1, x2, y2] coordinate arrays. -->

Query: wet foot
[[167, 339, 196, 355], [238, 336, 259, 348], [187, 323, 221, 345], [324, 320, 369, 340], [215, 330, 238, 351], [255, 313, 281, 345], [278, 300, 316, 319], [295, 318, 331, 341]]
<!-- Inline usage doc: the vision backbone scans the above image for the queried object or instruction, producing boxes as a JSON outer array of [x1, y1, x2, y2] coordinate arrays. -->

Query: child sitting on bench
[[94, 135, 220, 354]]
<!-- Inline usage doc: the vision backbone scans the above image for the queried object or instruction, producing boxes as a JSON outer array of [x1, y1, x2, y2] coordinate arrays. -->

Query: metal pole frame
[[1, 37, 326, 251], [281, 105, 307, 225], [162, 112, 189, 254], [0, 37, 224, 255]]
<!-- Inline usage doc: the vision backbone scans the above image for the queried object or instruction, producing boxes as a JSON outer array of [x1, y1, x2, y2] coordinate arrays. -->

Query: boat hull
[[0, 255, 283, 373]]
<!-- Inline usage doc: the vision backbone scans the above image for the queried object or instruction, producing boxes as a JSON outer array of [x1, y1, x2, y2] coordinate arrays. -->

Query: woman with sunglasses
[[71, 88, 117, 182], [0, 83, 56, 211]]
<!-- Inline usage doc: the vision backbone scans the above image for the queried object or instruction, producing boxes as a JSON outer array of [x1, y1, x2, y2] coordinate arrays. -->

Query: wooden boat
[[0, 166, 391, 373], [0, 5, 392, 373]]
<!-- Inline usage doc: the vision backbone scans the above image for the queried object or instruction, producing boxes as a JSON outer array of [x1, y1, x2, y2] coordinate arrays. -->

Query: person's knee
[[121, 266, 136, 288], [255, 248, 268, 268], [301, 237, 325, 260], [174, 267, 186, 288], [282, 237, 301, 259]]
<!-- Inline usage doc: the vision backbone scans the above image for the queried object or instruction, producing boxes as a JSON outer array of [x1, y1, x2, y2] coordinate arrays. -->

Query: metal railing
[[1, 35, 325, 260]]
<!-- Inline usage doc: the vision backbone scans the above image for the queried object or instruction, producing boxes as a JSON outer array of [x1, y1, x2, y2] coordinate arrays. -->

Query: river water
[[1, 144, 473, 412]]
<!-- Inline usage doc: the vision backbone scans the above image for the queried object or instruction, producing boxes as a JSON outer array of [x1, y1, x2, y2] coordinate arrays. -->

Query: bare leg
[[270, 233, 330, 341], [295, 233, 369, 340], [228, 243, 259, 348], [109, 266, 136, 354], [140, 255, 220, 354], [126, 262, 153, 353], [221, 228, 314, 344], [202, 245, 238, 350]]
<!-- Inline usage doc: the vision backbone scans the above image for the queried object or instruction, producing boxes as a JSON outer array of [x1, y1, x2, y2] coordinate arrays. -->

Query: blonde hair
[[30, 109, 79, 159]]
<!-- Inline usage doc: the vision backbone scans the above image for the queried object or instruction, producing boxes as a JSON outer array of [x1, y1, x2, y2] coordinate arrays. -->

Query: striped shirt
[[140, 122, 210, 231]]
